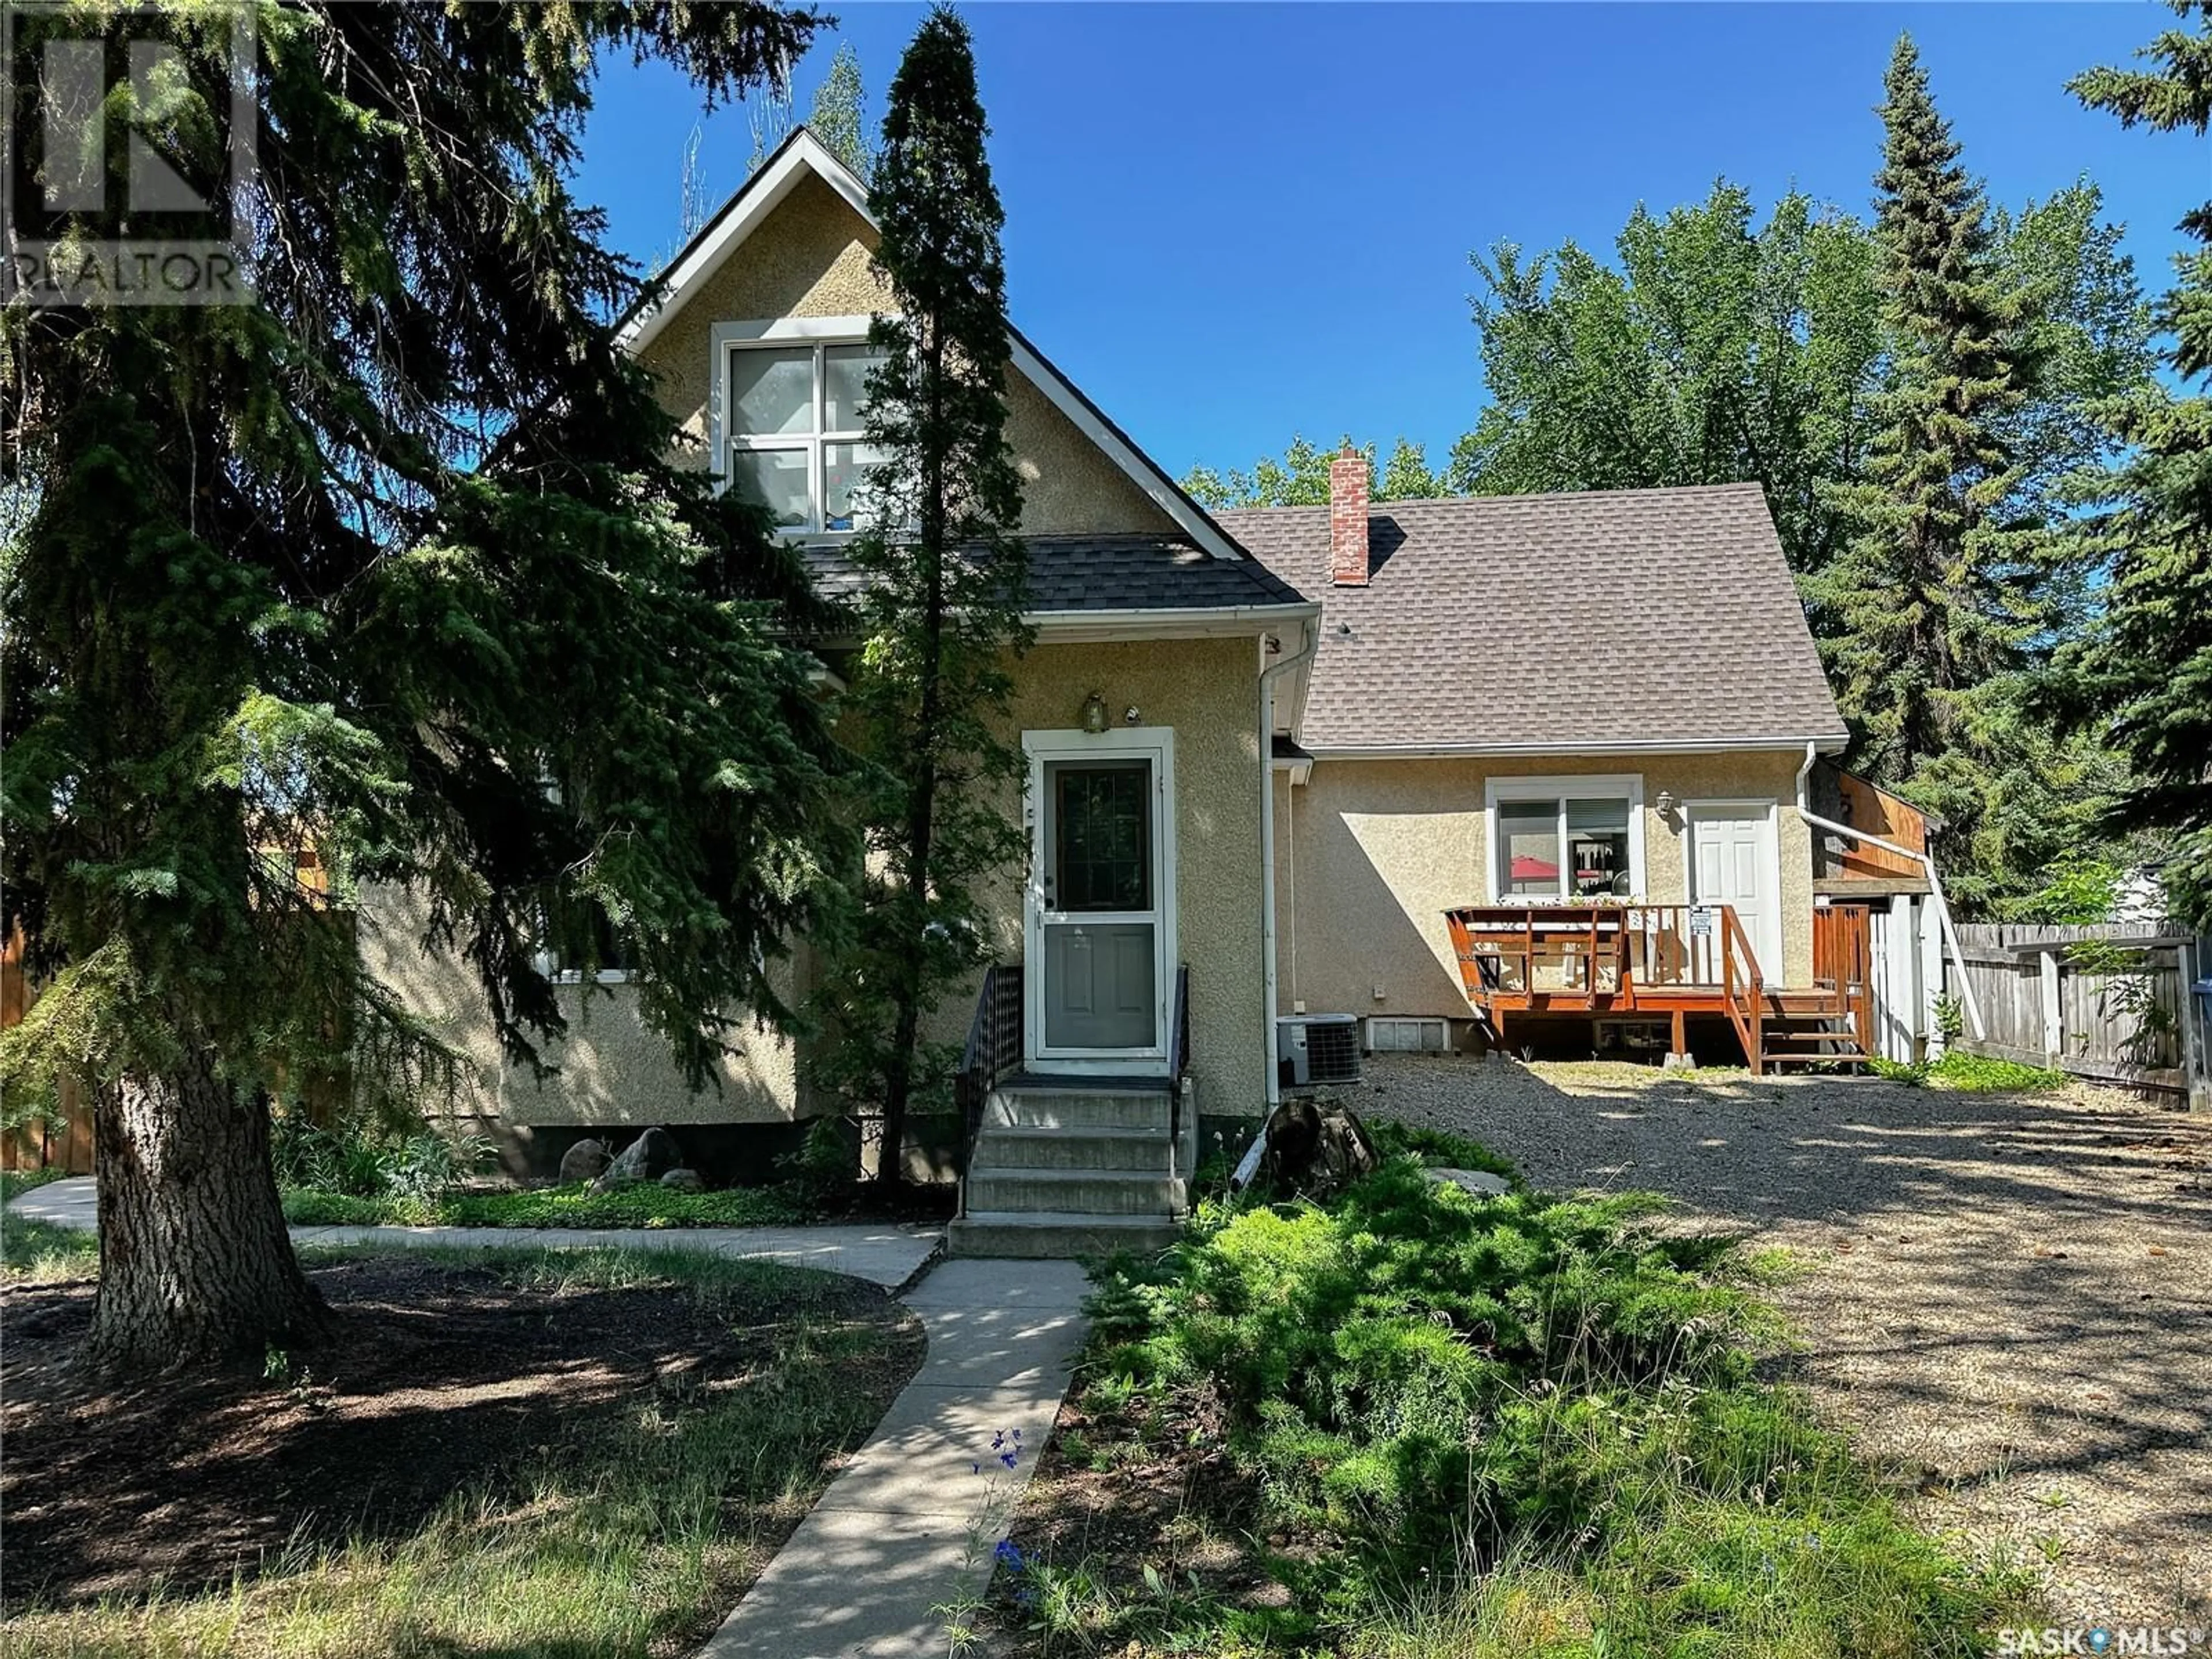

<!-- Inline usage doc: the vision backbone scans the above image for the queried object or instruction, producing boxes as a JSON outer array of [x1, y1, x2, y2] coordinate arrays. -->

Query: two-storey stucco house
[[370, 130, 1957, 1253]]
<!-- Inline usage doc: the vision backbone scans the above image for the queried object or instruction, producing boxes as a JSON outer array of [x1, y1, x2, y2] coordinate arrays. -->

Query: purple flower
[[994, 1539, 1027, 1572]]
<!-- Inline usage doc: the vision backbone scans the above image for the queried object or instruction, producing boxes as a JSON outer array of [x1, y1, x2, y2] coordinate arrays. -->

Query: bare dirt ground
[[1, 1255, 923, 1613], [1349, 1054, 2212, 1627]]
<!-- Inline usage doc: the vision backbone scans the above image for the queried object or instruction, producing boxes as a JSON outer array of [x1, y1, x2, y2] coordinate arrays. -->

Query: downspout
[[1260, 619, 1319, 1111], [1794, 742, 1986, 1041]]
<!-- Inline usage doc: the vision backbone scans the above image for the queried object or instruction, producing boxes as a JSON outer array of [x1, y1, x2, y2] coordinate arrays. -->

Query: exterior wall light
[[1655, 789, 1679, 822], [1080, 691, 1108, 734]]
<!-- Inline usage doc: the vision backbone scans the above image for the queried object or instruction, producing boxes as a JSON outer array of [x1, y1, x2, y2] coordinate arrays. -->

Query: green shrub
[[1090, 1166, 1766, 1574], [1074, 1165, 2031, 1650]]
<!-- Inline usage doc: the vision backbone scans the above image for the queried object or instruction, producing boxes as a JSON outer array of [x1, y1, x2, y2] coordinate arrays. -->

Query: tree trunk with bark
[[87, 1048, 330, 1376]]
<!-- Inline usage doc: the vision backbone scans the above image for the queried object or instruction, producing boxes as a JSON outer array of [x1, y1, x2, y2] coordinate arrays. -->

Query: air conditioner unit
[[1277, 1014, 1362, 1089]]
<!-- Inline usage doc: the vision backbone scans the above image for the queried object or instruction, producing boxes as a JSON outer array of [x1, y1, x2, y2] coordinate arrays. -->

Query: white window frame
[[1482, 774, 1646, 903], [710, 315, 882, 539]]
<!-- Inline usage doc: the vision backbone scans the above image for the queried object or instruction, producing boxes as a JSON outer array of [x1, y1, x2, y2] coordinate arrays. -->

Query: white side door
[[1686, 804, 1783, 983]]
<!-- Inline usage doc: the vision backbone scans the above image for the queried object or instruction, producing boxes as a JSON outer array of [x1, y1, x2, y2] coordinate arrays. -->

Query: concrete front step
[[964, 1166, 1185, 1217], [986, 1089, 1171, 1133], [950, 1211, 1181, 1259], [975, 1126, 1173, 1172]]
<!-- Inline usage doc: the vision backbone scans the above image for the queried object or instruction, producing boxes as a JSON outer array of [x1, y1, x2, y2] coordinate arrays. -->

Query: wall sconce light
[[1656, 789, 1679, 821], [1080, 691, 1109, 734]]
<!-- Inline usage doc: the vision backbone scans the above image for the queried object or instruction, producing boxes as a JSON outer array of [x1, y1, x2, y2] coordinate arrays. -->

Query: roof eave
[[1304, 733, 1852, 761]]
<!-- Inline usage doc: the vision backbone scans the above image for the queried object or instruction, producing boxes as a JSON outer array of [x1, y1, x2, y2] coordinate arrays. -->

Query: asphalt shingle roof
[[801, 533, 1310, 615], [1216, 483, 1846, 752]]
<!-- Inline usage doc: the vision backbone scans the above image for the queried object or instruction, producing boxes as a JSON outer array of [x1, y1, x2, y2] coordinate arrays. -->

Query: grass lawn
[[980, 1131, 2039, 1658], [2, 1170, 99, 1283], [2, 1242, 922, 1658]]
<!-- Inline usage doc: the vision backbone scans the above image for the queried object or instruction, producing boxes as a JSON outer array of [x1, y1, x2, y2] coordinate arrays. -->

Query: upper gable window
[[725, 338, 888, 535]]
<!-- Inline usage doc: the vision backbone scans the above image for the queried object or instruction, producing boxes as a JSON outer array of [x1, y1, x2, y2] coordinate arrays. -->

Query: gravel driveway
[[1346, 1054, 2212, 1626]]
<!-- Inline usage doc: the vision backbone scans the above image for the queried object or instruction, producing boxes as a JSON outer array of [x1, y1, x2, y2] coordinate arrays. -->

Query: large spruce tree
[[810, 7, 1028, 1187], [1, 2, 850, 1373], [1813, 39, 2048, 805], [2062, 1, 2212, 928]]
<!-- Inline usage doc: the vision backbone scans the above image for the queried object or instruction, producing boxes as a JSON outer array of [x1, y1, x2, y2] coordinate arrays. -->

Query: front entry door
[[1687, 804, 1783, 981], [1026, 732, 1173, 1067]]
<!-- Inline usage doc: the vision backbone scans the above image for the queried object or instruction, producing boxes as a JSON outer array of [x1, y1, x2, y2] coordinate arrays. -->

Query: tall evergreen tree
[[1813, 36, 2047, 791], [811, 7, 1028, 1188], [2061, 1, 2212, 927], [0, 1, 846, 1374], [809, 41, 875, 184]]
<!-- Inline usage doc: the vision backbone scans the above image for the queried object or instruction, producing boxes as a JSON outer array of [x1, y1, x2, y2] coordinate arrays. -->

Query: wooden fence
[[1942, 922, 2209, 1105], [1, 925, 97, 1173]]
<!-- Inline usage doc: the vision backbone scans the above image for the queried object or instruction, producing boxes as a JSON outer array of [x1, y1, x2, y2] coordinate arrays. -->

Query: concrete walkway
[[7, 1177, 1094, 1653], [704, 1257, 1089, 1657], [7, 1176, 941, 1290]]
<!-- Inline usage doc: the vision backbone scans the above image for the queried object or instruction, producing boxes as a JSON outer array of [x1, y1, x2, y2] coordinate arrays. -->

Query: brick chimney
[[1328, 445, 1369, 586]]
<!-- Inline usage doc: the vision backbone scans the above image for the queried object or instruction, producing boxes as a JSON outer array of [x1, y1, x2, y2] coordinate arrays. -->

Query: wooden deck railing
[[1717, 904, 1762, 1069], [1444, 905, 1765, 996], [1811, 904, 1876, 1056], [1443, 903, 1768, 1069]]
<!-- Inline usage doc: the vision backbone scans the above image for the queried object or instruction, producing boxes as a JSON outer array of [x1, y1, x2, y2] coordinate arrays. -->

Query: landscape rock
[[596, 1126, 685, 1190], [660, 1168, 705, 1194], [1425, 1166, 1512, 1199], [558, 1138, 611, 1184]]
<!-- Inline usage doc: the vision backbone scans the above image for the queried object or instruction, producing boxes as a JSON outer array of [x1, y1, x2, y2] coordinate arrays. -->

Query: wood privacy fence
[[1942, 922, 2210, 1107], [0, 925, 95, 1173]]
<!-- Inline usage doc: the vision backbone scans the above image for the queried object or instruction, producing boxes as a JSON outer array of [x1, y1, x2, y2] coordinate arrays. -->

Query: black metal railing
[[954, 962, 1024, 1196], [1167, 962, 1191, 1173]]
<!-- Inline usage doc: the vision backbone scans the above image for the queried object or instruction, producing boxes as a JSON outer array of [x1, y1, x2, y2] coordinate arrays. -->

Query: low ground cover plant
[[282, 1181, 812, 1229], [1870, 1051, 2068, 1092], [992, 1152, 2033, 1656]]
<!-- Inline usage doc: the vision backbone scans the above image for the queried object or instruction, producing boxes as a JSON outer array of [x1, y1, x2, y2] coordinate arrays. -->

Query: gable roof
[[1219, 483, 1847, 755], [616, 127, 1257, 570]]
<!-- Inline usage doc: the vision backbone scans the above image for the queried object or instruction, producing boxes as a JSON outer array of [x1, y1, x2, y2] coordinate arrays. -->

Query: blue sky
[[576, 3, 2203, 480]]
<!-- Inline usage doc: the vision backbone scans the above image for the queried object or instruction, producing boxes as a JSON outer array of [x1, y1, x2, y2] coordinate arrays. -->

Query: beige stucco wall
[[1279, 750, 1816, 1021], [941, 635, 1271, 1118], [359, 885, 809, 1129], [366, 634, 1272, 1130], [635, 173, 1175, 537]]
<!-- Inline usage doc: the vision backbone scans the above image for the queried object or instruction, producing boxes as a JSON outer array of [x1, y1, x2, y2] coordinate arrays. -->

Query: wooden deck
[[1441, 903, 1873, 1076]]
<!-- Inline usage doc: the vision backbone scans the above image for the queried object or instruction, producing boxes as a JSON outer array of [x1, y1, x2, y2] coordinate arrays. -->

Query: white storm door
[[1024, 731, 1175, 1069], [1686, 804, 1783, 983]]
